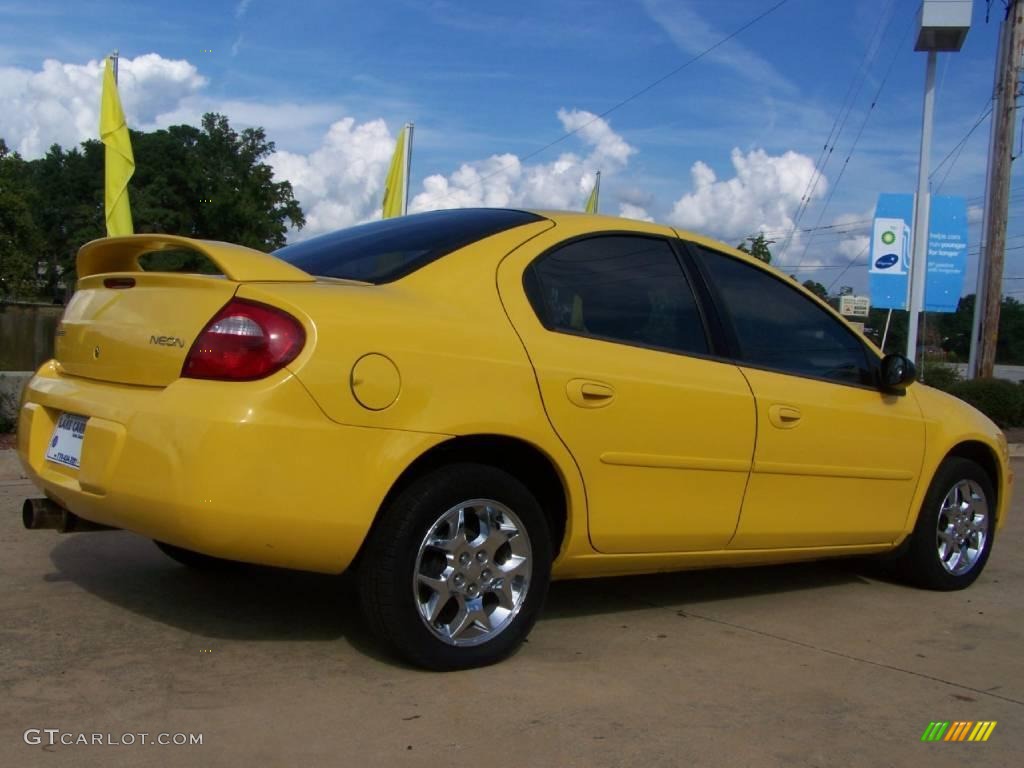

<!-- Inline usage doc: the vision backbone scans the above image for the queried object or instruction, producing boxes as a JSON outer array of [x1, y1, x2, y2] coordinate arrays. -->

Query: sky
[[1, 0, 1022, 298]]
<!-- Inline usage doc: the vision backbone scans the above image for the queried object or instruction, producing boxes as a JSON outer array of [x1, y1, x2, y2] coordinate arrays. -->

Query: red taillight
[[182, 299, 305, 381]]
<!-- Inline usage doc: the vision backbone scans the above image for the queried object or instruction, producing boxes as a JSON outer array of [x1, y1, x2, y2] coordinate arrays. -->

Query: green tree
[[28, 142, 104, 290], [0, 139, 46, 298], [995, 296, 1024, 364], [192, 113, 304, 250], [131, 114, 305, 271], [10, 113, 307, 284], [866, 308, 907, 355], [801, 279, 828, 300], [934, 295, 1024, 364], [736, 232, 775, 264]]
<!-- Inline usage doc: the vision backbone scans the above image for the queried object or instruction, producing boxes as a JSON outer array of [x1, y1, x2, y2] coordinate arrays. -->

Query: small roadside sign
[[839, 295, 870, 318]]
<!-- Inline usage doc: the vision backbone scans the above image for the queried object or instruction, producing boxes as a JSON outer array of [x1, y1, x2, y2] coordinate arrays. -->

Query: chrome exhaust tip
[[22, 498, 64, 530], [22, 498, 116, 533]]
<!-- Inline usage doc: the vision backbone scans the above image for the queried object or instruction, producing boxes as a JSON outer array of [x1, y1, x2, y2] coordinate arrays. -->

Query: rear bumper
[[17, 361, 447, 572]]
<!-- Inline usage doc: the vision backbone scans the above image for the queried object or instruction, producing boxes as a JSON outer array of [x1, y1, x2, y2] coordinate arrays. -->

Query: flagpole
[[402, 122, 414, 216], [111, 49, 118, 84], [585, 170, 601, 213]]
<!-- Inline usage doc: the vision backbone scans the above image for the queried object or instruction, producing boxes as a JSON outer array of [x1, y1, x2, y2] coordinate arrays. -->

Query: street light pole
[[904, 0, 973, 366], [905, 50, 937, 364]]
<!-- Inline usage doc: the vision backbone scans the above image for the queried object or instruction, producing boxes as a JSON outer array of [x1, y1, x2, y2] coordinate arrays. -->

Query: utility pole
[[970, 0, 1023, 378]]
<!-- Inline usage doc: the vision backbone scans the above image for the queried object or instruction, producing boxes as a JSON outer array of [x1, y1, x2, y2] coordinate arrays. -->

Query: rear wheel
[[893, 457, 996, 590], [358, 463, 552, 670]]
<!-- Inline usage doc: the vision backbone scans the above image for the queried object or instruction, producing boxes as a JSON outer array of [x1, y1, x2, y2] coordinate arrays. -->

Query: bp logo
[[881, 230, 896, 245]]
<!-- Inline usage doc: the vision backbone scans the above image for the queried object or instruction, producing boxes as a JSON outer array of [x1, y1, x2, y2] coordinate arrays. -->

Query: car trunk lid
[[56, 235, 313, 387]]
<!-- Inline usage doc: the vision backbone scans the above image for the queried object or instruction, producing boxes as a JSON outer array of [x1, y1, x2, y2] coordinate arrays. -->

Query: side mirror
[[880, 354, 916, 391]]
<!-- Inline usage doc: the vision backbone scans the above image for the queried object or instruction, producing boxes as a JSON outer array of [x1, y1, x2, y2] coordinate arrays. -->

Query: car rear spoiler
[[77, 234, 315, 282]]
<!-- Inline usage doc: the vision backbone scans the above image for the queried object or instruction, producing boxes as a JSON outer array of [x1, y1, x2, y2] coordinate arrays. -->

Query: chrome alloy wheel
[[413, 499, 532, 647], [936, 479, 989, 576]]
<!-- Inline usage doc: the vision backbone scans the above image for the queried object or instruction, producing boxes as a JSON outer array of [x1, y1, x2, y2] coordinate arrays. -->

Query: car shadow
[[49, 531, 358, 639], [48, 531, 876, 652], [543, 559, 876, 621]]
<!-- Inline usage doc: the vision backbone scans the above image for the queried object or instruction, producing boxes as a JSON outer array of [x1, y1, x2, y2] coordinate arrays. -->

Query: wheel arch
[[944, 440, 1002, 520], [354, 434, 570, 568]]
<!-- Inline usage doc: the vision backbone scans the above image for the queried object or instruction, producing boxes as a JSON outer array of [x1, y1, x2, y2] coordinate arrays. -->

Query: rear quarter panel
[[239, 219, 594, 568]]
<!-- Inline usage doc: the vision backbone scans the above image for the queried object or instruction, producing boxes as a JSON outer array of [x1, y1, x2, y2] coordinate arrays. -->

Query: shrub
[[0, 390, 14, 434], [946, 377, 1024, 427], [920, 362, 961, 392]]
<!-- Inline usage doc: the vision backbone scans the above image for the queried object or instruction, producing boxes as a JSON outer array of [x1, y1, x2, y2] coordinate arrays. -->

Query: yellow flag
[[585, 170, 601, 214], [382, 124, 412, 219], [100, 57, 134, 236]]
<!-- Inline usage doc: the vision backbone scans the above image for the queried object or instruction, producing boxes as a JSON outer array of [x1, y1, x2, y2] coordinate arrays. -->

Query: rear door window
[[525, 235, 709, 356]]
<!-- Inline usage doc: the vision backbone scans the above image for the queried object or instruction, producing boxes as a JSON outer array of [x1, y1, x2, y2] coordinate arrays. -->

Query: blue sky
[[1, 0, 1022, 297]]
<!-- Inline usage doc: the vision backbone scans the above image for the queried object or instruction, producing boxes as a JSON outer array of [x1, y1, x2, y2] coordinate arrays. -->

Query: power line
[[932, 102, 994, 194], [760, 217, 875, 238], [433, 0, 795, 205], [826, 243, 870, 292], [776, 0, 899, 260], [785, 7, 918, 272], [931, 100, 993, 181]]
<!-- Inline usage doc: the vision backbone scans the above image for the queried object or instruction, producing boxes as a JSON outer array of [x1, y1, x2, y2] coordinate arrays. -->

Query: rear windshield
[[272, 208, 544, 283]]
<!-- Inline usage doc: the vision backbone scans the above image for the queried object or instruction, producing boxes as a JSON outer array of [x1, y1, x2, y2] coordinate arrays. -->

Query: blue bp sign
[[867, 193, 968, 312]]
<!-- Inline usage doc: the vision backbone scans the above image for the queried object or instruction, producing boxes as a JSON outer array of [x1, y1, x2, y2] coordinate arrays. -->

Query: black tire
[[153, 540, 241, 570], [892, 457, 996, 590], [357, 463, 552, 670]]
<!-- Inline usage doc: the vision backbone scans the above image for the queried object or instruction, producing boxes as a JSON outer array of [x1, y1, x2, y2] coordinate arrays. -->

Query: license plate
[[45, 413, 88, 470]]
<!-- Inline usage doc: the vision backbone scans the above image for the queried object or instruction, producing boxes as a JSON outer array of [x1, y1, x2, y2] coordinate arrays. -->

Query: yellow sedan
[[17, 209, 1013, 670]]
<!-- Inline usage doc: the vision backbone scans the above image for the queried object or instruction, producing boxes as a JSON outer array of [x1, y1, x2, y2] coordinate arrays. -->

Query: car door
[[497, 223, 756, 554], [687, 243, 926, 548]]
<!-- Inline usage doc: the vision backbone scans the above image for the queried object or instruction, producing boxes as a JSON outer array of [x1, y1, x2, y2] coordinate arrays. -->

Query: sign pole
[[906, 49, 937, 365], [881, 309, 893, 352]]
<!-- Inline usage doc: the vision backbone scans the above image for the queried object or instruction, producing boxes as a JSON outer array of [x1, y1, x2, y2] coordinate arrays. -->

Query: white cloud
[[0, 54, 641, 241], [0, 54, 206, 157], [235, 0, 253, 19], [556, 108, 635, 169], [837, 235, 870, 261], [268, 109, 637, 239], [409, 109, 635, 214], [668, 148, 824, 249], [619, 203, 653, 221], [270, 117, 397, 236]]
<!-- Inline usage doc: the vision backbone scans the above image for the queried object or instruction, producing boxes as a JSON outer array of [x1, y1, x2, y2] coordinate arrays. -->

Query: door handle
[[768, 404, 802, 429], [566, 379, 615, 408]]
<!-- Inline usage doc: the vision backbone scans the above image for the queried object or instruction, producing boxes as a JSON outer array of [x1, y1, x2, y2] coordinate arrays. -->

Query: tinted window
[[527, 236, 708, 355], [695, 247, 872, 385], [273, 208, 543, 283]]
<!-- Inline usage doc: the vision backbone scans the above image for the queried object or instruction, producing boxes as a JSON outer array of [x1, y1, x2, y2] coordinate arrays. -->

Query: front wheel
[[894, 457, 996, 590], [357, 463, 552, 670]]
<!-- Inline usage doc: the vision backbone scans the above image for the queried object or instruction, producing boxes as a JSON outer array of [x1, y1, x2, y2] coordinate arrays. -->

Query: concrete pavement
[[0, 454, 1021, 767]]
